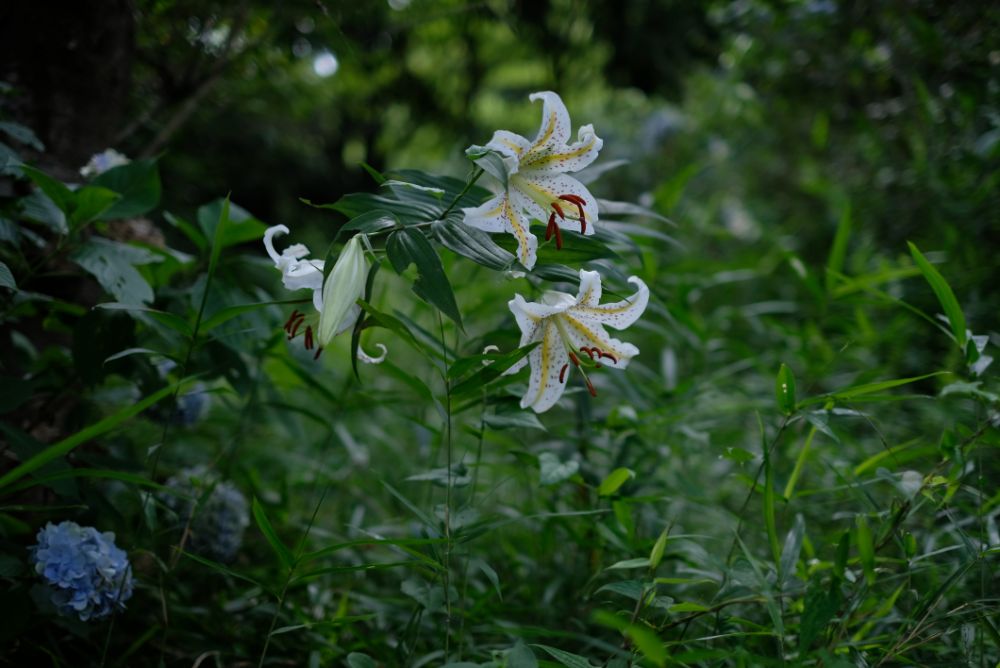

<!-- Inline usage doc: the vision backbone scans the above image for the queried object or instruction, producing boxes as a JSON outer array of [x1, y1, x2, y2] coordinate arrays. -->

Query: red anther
[[313, 346, 323, 360], [569, 351, 580, 366], [585, 377, 598, 397], [304, 326, 314, 350], [288, 314, 306, 338], [595, 363, 603, 369], [557, 195, 587, 234], [599, 351, 618, 364], [559, 363, 569, 384], [553, 221, 563, 249], [545, 212, 556, 241], [551, 201, 566, 219], [283, 309, 301, 333]]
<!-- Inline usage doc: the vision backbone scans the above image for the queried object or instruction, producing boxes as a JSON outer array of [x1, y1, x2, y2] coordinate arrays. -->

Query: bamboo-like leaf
[[908, 241, 966, 348], [252, 496, 294, 570], [0, 381, 181, 491]]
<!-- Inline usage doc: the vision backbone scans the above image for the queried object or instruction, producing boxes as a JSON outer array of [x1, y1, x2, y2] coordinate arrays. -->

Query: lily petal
[[264, 224, 325, 293], [357, 343, 388, 364], [574, 269, 603, 307], [521, 123, 603, 174], [560, 313, 639, 370], [484, 130, 531, 176], [525, 91, 571, 157], [263, 225, 290, 264], [505, 194, 538, 269], [521, 319, 570, 413], [462, 193, 511, 234], [572, 276, 649, 329]]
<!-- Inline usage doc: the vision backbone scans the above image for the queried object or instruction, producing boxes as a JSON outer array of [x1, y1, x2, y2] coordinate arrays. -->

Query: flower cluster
[[462, 91, 602, 270], [464, 93, 649, 412], [162, 467, 250, 562], [261, 91, 649, 414], [30, 521, 134, 621]]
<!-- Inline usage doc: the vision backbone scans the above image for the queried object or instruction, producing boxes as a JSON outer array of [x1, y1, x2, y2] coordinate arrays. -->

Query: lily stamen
[[558, 194, 588, 235], [304, 326, 314, 351], [559, 364, 569, 384]]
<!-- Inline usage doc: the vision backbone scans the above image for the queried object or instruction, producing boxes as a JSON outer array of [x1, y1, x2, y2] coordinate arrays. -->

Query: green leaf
[[649, 527, 669, 570], [538, 452, 579, 486], [669, 601, 710, 613], [597, 468, 635, 497], [855, 515, 876, 585], [0, 381, 180, 491], [339, 209, 399, 236], [833, 531, 850, 581], [606, 557, 651, 570], [465, 145, 510, 187], [483, 411, 546, 431], [96, 302, 193, 337], [70, 186, 121, 226], [0, 468, 173, 498], [825, 202, 851, 293], [908, 241, 966, 348], [20, 165, 74, 214], [760, 414, 781, 566], [476, 560, 503, 601], [346, 653, 377, 668], [799, 576, 842, 652], [92, 158, 161, 219], [181, 551, 264, 589], [0, 121, 44, 151], [450, 343, 536, 396], [591, 610, 667, 667], [779, 514, 805, 584], [533, 645, 594, 668], [71, 238, 157, 305], [0, 261, 15, 291], [200, 299, 302, 332], [775, 363, 797, 414], [19, 189, 68, 233], [799, 371, 950, 406], [386, 228, 463, 328], [507, 640, 538, 668], [252, 496, 294, 570], [432, 218, 515, 270], [163, 211, 207, 252], [197, 198, 265, 249]]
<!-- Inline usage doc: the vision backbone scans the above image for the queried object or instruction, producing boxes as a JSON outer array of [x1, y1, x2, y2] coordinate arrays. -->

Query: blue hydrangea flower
[[173, 384, 209, 426], [163, 467, 249, 562], [29, 521, 134, 621]]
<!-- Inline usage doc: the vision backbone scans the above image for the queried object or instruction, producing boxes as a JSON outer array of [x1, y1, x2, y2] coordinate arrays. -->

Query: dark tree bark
[[0, 1, 135, 180]]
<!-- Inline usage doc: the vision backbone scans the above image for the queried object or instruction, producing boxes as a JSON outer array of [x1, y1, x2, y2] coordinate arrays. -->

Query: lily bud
[[317, 235, 368, 347]]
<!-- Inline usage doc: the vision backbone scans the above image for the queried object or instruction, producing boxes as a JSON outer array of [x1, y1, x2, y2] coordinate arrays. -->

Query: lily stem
[[439, 166, 485, 221], [436, 310, 454, 660]]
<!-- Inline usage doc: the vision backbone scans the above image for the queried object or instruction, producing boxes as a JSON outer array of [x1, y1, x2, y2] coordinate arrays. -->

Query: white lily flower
[[506, 269, 649, 413], [462, 91, 603, 270], [263, 225, 385, 363]]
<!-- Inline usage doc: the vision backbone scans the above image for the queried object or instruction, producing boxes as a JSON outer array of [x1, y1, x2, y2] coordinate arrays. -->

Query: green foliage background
[[0, 1, 997, 666]]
